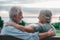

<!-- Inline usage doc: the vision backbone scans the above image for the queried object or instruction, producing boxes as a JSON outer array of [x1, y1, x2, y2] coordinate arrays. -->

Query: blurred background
[[0, 0, 60, 35]]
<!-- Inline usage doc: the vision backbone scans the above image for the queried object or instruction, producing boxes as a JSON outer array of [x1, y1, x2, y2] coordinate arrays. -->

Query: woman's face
[[38, 15, 46, 23]]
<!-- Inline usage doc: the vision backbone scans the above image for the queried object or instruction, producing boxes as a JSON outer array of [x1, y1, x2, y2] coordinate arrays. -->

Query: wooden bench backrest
[[0, 35, 23, 40]]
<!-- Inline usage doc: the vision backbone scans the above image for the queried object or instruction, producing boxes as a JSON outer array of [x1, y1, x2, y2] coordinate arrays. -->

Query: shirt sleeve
[[51, 25, 56, 35], [31, 25, 43, 32], [2, 26, 39, 40]]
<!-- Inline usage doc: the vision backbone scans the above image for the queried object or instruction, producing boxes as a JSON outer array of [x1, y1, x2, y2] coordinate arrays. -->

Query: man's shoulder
[[3, 25, 21, 32], [2, 25, 14, 30]]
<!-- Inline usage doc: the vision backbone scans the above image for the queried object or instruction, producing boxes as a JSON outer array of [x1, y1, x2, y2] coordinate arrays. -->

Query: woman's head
[[38, 10, 52, 24]]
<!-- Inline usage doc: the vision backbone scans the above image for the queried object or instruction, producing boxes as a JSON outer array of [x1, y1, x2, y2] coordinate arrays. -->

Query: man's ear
[[13, 15, 17, 20]]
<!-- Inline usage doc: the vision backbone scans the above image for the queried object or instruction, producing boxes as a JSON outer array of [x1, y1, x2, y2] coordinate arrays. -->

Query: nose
[[38, 17, 39, 19], [20, 16, 23, 19]]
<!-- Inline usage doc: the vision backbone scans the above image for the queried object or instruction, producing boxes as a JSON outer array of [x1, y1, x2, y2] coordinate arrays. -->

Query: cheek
[[18, 17, 22, 21], [19, 16, 23, 18], [40, 17, 44, 22], [39, 17, 42, 20]]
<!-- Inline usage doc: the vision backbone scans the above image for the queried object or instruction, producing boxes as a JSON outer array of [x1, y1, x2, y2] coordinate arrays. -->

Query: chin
[[18, 20, 20, 22], [16, 21, 20, 23]]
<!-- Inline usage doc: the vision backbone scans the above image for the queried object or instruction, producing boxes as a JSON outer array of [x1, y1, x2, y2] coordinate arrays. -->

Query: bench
[[0, 35, 23, 40], [41, 36, 60, 40], [0, 35, 60, 40]]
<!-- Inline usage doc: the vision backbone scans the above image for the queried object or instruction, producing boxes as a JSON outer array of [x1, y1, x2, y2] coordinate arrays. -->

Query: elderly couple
[[1, 7, 56, 40]]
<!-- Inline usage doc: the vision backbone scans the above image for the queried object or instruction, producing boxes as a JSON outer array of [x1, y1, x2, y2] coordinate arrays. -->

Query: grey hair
[[40, 10, 52, 23], [9, 6, 21, 20]]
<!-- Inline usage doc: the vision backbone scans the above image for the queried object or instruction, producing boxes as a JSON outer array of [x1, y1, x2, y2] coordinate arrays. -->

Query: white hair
[[9, 6, 22, 20], [40, 10, 52, 23]]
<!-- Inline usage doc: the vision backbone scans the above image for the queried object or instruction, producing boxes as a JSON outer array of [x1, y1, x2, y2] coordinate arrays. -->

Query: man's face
[[13, 11, 23, 23]]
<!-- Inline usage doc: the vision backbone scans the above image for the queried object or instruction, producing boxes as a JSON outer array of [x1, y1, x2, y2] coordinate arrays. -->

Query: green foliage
[[52, 22, 60, 28], [0, 17, 4, 29], [19, 20, 26, 26]]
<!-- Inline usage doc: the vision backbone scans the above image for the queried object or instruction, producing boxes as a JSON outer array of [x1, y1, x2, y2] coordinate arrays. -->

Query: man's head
[[38, 10, 52, 23], [9, 7, 23, 23]]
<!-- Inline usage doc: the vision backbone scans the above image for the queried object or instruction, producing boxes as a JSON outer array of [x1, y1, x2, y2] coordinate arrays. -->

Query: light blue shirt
[[1, 20, 39, 40]]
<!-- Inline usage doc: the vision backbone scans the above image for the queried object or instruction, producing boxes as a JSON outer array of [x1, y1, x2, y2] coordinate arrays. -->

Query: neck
[[14, 21, 19, 24], [11, 19, 19, 24], [39, 21, 46, 24], [41, 22, 45, 24]]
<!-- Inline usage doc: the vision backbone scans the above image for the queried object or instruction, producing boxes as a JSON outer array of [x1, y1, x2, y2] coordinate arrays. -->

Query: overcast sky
[[0, 0, 60, 17], [0, 0, 60, 4], [0, 0, 60, 23], [0, 0, 41, 4]]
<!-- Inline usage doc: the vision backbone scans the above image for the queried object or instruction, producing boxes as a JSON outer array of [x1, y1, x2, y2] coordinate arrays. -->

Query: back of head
[[40, 10, 52, 23]]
